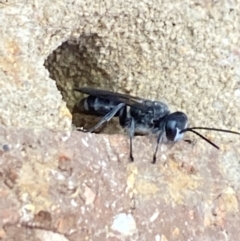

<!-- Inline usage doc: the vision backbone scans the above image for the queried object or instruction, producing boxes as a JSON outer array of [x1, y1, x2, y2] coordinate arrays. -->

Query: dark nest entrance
[[44, 34, 122, 134]]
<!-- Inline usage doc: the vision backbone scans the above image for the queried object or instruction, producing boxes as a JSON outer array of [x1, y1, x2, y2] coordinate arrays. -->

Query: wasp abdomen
[[78, 96, 121, 116]]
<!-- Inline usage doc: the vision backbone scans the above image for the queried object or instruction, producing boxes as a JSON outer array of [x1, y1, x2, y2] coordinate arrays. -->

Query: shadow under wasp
[[73, 87, 240, 164]]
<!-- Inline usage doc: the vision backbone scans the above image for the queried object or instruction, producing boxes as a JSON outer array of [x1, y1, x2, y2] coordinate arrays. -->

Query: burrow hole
[[44, 34, 122, 133]]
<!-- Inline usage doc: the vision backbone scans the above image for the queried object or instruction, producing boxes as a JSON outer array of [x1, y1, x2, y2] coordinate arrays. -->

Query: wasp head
[[165, 111, 188, 142]]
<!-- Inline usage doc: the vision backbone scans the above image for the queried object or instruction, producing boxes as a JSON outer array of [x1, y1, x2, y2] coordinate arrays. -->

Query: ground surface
[[1, 127, 240, 240]]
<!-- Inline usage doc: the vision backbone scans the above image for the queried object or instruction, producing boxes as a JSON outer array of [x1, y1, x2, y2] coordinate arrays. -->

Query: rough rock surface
[[1, 0, 240, 240], [1, 127, 240, 241]]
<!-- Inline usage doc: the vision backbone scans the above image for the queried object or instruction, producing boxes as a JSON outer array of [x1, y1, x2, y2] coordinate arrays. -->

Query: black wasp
[[74, 87, 240, 164]]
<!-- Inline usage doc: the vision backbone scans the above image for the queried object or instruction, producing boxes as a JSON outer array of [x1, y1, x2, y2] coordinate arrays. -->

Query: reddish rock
[[0, 127, 240, 240]]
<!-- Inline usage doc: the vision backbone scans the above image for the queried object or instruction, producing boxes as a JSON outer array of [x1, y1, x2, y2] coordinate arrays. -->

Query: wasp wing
[[74, 87, 149, 111]]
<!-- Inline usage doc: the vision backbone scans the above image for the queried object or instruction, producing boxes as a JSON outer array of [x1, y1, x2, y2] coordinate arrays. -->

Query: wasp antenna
[[182, 129, 220, 149], [181, 127, 240, 136]]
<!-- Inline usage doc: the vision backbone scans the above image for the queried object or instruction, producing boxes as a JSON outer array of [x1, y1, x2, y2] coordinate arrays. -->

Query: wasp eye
[[165, 112, 188, 141], [166, 120, 178, 141]]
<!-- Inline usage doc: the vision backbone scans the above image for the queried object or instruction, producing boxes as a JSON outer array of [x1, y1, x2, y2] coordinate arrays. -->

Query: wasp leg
[[76, 103, 126, 133], [152, 131, 164, 164], [127, 117, 135, 162]]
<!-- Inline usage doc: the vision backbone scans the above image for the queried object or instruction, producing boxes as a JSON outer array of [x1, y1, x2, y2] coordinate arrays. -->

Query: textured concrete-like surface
[[1, 1, 240, 131], [0, 127, 240, 240]]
